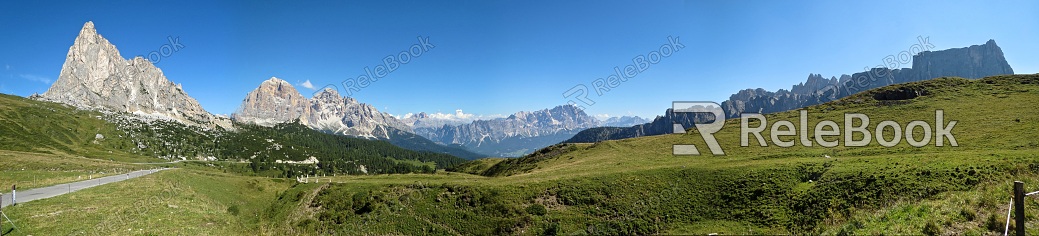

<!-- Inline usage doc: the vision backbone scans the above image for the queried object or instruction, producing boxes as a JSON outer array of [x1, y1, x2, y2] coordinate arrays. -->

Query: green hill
[[264, 74, 1039, 235]]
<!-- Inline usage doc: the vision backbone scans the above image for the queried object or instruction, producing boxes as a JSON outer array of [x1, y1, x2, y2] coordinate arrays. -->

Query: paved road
[[0, 168, 171, 208]]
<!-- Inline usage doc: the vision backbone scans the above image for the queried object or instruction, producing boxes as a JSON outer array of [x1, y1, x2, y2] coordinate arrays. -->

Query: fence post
[[1015, 181, 1025, 236]]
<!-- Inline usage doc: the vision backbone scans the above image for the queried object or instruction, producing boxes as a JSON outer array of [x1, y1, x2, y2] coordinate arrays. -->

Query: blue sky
[[1, 0, 1036, 119]]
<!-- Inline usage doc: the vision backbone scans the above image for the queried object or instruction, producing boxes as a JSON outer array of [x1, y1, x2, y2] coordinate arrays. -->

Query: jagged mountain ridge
[[232, 77, 411, 139], [38, 21, 229, 129], [232, 78, 485, 159], [566, 40, 1015, 143], [415, 105, 599, 157]]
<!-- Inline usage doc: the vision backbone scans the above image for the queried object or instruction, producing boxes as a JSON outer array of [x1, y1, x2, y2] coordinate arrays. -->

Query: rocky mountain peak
[[262, 76, 289, 86], [232, 77, 308, 126], [234, 79, 411, 139], [40, 21, 227, 129], [312, 87, 340, 100]]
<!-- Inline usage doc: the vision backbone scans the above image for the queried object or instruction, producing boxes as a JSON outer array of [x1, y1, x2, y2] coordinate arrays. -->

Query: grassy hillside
[[263, 74, 1039, 235]]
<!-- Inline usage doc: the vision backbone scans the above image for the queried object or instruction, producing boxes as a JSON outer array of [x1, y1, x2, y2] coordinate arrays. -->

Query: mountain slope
[[566, 40, 1015, 144]]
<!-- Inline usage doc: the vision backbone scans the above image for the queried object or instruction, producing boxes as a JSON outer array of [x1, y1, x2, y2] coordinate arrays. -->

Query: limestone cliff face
[[41, 21, 225, 128], [911, 39, 1014, 82], [232, 77, 309, 126], [232, 80, 411, 139]]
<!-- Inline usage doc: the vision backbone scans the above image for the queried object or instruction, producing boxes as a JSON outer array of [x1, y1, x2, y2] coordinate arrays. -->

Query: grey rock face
[[232, 79, 411, 139], [911, 39, 1014, 83], [415, 105, 599, 157], [40, 21, 225, 128], [232, 77, 309, 126]]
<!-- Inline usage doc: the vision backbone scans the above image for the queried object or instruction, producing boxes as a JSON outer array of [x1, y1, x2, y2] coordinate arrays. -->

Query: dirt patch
[[534, 191, 565, 211], [873, 87, 929, 101]]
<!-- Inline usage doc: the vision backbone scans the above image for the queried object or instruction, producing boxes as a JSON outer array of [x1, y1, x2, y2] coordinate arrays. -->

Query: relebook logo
[[671, 101, 959, 155]]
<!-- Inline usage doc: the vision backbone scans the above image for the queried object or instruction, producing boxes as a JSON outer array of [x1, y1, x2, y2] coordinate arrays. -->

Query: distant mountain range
[[233, 78, 412, 139], [567, 40, 1015, 143], [413, 105, 600, 157], [232, 78, 485, 159]]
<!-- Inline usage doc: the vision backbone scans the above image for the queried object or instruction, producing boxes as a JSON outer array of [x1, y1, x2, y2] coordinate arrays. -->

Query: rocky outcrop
[[232, 79, 411, 139], [233, 77, 309, 126], [415, 105, 598, 157], [40, 21, 227, 129], [567, 40, 1015, 144], [911, 39, 1014, 83]]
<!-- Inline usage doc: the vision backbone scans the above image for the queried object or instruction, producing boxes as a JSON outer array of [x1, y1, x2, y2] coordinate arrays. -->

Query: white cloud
[[19, 74, 51, 84], [595, 114, 611, 120], [298, 80, 315, 90]]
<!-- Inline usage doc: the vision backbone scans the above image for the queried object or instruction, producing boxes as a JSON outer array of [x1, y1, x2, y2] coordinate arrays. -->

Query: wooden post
[[1, 193, 4, 236], [1015, 181, 1025, 236]]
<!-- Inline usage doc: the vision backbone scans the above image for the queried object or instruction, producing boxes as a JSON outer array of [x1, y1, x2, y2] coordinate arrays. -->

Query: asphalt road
[[0, 168, 171, 208]]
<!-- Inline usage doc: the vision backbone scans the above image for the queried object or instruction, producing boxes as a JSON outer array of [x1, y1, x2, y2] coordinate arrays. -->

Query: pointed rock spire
[[40, 21, 220, 128]]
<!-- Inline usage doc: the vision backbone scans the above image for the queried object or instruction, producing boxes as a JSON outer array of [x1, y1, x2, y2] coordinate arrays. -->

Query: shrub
[[922, 221, 940, 236], [227, 205, 241, 216], [526, 204, 548, 216]]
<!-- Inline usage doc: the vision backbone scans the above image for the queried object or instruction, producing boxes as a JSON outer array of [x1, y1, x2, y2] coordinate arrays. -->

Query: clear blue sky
[[1, 0, 1036, 118]]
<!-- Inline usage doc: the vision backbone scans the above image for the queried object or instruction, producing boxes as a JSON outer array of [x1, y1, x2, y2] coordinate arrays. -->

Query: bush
[[922, 221, 940, 236], [960, 208, 976, 222], [526, 204, 548, 216], [986, 214, 1003, 233], [227, 205, 241, 216]]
